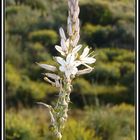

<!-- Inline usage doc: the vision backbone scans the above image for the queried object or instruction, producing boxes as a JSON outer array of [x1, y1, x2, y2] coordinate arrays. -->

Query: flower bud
[[55, 132, 62, 139], [59, 27, 66, 40]]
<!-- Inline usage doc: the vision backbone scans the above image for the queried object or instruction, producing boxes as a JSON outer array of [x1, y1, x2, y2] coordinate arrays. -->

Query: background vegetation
[[5, 0, 135, 140]]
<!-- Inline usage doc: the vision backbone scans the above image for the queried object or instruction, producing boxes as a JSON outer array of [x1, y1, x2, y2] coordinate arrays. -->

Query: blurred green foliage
[[6, 104, 134, 140], [5, 0, 135, 107], [28, 29, 58, 45], [85, 103, 135, 140], [5, 0, 135, 139]]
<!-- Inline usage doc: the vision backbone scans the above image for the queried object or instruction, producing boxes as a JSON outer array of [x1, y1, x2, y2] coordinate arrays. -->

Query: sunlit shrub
[[25, 43, 52, 62], [15, 77, 57, 106], [6, 109, 101, 140], [6, 62, 21, 97], [29, 29, 58, 45], [85, 104, 135, 140], [62, 119, 101, 140], [6, 104, 134, 140], [6, 111, 38, 140], [73, 78, 93, 95], [93, 62, 121, 84]]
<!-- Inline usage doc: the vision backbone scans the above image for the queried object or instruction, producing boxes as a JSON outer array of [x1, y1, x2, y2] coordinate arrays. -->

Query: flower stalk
[[37, 0, 96, 139]]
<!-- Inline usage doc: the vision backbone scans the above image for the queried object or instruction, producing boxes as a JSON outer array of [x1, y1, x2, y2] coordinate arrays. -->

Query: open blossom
[[55, 54, 80, 79], [79, 46, 96, 68]]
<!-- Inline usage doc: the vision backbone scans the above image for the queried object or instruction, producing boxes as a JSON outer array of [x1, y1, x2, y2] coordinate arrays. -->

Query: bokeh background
[[5, 0, 135, 140]]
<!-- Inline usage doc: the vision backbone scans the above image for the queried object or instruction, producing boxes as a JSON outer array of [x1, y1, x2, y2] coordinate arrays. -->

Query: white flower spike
[[37, 0, 96, 139]]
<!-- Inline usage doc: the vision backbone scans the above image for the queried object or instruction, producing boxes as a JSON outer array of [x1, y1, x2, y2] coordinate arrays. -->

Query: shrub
[[80, 2, 116, 25], [6, 109, 101, 140], [6, 62, 21, 98], [92, 62, 121, 84], [6, 111, 38, 140], [25, 43, 52, 63], [85, 104, 135, 140], [6, 5, 41, 35], [73, 78, 93, 95], [15, 77, 58, 106], [28, 29, 58, 45], [62, 119, 101, 140], [24, 0, 47, 11]]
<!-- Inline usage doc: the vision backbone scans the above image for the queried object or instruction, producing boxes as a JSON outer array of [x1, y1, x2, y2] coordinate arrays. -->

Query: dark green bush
[[80, 2, 116, 25], [6, 5, 41, 35], [82, 23, 114, 47]]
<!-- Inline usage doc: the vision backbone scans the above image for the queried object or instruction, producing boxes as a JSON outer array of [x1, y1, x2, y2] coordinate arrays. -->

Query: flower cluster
[[37, 0, 96, 139]]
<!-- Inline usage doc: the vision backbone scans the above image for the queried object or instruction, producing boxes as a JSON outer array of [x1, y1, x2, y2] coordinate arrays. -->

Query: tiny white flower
[[55, 132, 62, 139], [36, 63, 57, 72]]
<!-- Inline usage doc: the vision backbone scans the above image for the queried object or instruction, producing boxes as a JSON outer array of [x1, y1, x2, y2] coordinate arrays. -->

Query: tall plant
[[37, 0, 96, 139]]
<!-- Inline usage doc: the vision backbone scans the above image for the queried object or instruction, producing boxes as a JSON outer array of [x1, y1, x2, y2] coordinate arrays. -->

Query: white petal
[[71, 67, 78, 75], [55, 57, 65, 65], [66, 54, 75, 64], [37, 63, 57, 72], [72, 44, 82, 54], [55, 45, 65, 56], [59, 27, 66, 40], [59, 66, 65, 72], [83, 57, 96, 64], [80, 47, 90, 59], [65, 71, 71, 79], [74, 60, 81, 67]]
